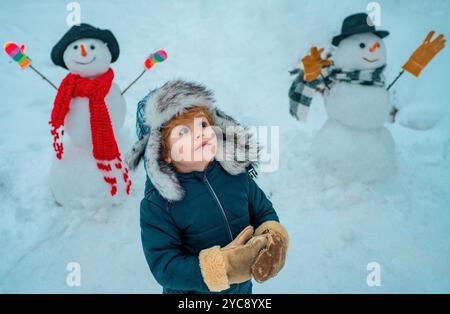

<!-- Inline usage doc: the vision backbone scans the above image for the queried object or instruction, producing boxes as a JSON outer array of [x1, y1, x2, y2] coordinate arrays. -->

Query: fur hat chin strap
[[213, 124, 259, 176]]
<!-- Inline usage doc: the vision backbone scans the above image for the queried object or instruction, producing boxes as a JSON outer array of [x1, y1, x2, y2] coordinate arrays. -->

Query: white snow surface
[[0, 0, 449, 293]]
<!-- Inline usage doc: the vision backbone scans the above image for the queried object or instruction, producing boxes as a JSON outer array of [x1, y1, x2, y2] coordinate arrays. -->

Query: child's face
[[165, 114, 217, 173]]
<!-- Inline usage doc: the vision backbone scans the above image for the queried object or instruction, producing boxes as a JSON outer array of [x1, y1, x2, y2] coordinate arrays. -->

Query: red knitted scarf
[[49, 68, 131, 196]]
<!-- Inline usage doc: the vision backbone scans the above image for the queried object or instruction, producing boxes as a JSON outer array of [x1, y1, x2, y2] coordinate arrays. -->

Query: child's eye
[[178, 127, 190, 136], [201, 121, 209, 128]]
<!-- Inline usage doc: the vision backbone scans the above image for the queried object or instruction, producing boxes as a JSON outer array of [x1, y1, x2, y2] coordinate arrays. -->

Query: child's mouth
[[195, 139, 209, 150]]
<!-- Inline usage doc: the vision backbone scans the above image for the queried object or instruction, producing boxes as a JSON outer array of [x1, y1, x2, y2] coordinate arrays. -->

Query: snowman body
[[323, 82, 391, 130], [312, 33, 396, 182], [49, 38, 128, 208]]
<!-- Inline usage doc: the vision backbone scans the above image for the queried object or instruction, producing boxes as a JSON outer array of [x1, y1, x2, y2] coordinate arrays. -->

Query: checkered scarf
[[288, 65, 386, 120]]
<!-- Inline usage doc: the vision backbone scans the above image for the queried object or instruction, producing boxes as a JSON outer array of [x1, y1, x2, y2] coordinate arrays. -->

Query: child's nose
[[369, 41, 379, 53]]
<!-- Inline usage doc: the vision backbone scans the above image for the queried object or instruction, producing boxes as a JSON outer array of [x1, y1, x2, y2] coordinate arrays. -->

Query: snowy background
[[0, 0, 449, 293]]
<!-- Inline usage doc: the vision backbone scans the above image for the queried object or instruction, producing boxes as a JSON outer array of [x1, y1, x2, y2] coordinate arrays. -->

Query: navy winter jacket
[[140, 160, 279, 294]]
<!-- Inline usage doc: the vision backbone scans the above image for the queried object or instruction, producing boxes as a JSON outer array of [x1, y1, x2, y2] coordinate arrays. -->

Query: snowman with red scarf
[[48, 24, 131, 209]]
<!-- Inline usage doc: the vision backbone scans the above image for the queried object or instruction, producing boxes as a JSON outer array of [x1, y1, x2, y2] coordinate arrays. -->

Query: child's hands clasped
[[220, 226, 269, 285], [199, 223, 288, 291]]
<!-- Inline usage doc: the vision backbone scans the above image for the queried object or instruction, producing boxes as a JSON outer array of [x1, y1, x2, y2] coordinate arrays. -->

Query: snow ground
[[0, 0, 449, 293]]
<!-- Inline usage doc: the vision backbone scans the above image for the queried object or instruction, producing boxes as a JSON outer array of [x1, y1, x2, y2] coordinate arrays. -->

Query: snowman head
[[51, 24, 120, 76], [63, 38, 112, 77], [333, 33, 386, 71]]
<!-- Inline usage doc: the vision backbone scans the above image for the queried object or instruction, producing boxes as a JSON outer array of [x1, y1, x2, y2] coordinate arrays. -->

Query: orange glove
[[301, 47, 332, 81], [402, 31, 446, 77]]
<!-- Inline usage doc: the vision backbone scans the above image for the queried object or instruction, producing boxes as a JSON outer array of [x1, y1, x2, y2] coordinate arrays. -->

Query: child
[[127, 80, 288, 294]]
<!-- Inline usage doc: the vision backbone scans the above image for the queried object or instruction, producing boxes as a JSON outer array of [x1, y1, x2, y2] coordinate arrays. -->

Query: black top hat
[[51, 23, 120, 69], [332, 13, 389, 47]]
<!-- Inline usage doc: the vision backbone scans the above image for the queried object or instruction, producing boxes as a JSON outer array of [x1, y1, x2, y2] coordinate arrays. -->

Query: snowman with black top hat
[[289, 13, 446, 182]]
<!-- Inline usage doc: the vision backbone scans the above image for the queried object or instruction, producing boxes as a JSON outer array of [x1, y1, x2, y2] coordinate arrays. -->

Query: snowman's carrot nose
[[369, 41, 379, 53], [80, 44, 87, 57]]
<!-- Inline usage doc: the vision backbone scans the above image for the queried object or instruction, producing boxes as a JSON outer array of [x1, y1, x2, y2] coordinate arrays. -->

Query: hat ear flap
[[125, 134, 149, 171], [212, 110, 260, 175], [144, 129, 184, 202]]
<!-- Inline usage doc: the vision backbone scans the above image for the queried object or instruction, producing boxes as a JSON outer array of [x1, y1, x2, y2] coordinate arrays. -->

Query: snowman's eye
[[359, 43, 366, 49], [73, 45, 78, 50], [90, 45, 95, 50]]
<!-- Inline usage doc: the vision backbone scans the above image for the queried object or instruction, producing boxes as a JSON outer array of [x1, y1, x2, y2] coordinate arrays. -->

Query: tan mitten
[[251, 221, 289, 283]]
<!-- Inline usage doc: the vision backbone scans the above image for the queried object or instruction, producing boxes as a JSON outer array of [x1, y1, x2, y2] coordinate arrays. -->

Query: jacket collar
[[176, 160, 220, 181]]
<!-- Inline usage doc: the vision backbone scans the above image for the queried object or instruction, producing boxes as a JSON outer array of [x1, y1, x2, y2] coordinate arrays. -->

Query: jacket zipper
[[203, 175, 234, 241]]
